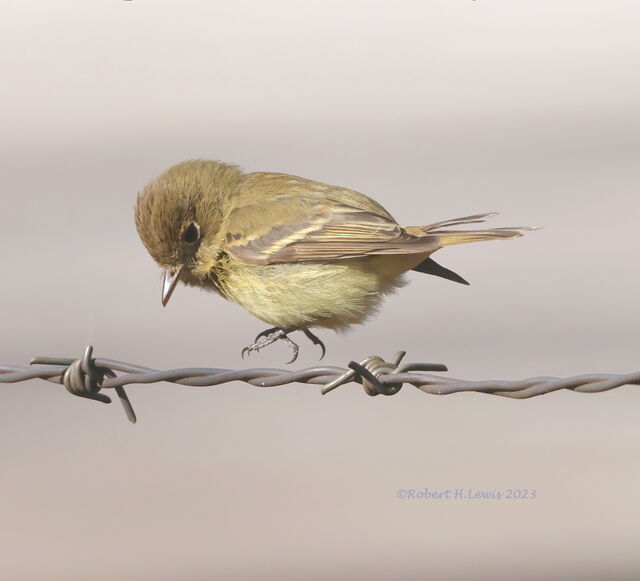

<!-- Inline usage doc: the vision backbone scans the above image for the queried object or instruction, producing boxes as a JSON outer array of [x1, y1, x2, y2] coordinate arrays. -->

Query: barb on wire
[[1, 346, 639, 423]]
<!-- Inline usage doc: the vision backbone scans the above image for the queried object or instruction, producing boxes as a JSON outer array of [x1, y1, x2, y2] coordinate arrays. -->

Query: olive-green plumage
[[135, 160, 532, 351]]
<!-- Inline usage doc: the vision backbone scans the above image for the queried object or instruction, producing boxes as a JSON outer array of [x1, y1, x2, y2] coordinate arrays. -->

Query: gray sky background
[[1, 1, 639, 579]]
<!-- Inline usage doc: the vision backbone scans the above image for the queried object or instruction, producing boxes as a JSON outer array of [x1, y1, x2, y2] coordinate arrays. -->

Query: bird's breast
[[217, 257, 408, 330]]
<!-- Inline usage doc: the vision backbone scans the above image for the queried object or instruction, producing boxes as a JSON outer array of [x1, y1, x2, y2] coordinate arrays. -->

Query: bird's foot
[[253, 327, 279, 343], [242, 328, 300, 364], [303, 329, 326, 360], [242, 328, 327, 363]]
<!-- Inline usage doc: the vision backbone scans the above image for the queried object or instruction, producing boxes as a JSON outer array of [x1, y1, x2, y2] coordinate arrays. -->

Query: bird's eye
[[182, 222, 200, 244]]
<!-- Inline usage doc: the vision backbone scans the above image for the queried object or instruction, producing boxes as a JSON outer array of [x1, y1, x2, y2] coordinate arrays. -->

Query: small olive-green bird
[[135, 160, 533, 362]]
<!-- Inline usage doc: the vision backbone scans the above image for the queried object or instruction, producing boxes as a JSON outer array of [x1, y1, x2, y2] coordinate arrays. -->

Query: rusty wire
[[1, 346, 639, 423]]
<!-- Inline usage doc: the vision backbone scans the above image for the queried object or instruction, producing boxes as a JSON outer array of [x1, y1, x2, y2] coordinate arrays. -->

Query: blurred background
[[1, 1, 639, 579]]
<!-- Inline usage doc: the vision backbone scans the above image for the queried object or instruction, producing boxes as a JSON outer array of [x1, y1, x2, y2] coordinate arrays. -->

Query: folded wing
[[225, 195, 439, 265]]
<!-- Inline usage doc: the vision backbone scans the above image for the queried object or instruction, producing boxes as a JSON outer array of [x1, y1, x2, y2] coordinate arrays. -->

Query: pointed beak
[[162, 267, 183, 307]]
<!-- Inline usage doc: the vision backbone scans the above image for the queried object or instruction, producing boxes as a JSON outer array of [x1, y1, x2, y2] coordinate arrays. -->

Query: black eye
[[182, 222, 200, 244]]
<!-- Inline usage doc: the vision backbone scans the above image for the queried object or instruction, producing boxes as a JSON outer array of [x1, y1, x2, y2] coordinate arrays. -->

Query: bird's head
[[134, 160, 242, 305]]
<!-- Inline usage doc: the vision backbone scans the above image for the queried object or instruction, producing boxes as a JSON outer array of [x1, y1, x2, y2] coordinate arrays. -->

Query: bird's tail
[[407, 212, 536, 247]]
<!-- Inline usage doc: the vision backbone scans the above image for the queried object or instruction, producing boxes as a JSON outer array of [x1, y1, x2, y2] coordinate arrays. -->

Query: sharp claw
[[242, 327, 326, 363], [303, 329, 326, 360], [254, 327, 277, 343], [284, 341, 299, 364], [242, 328, 299, 363]]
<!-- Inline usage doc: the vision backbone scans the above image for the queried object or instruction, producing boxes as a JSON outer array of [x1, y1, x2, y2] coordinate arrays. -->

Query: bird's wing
[[225, 194, 438, 265]]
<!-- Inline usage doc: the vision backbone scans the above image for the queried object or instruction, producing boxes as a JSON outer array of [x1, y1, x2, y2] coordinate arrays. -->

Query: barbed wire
[[1, 346, 638, 423]]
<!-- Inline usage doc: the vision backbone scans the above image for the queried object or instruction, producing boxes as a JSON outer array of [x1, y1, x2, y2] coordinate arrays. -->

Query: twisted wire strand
[[1, 346, 639, 423]]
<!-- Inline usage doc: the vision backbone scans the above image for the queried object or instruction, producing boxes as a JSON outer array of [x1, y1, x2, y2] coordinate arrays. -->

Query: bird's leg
[[302, 329, 326, 360], [254, 327, 279, 343], [242, 328, 300, 364], [242, 328, 326, 363]]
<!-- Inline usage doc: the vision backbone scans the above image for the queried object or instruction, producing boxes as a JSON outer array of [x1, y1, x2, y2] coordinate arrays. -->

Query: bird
[[135, 160, 533, 362]]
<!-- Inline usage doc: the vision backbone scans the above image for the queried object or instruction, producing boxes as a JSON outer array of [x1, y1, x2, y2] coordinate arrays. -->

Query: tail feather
[[421, 212, 499, 231], [409, 212, 536, 248]]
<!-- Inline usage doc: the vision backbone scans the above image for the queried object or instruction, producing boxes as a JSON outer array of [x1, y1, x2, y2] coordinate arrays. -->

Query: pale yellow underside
[[216, 252, 430, 330]]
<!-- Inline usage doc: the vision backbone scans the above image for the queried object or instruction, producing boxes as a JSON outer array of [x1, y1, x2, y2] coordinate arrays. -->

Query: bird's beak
[[162, 267, 183, 307]]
